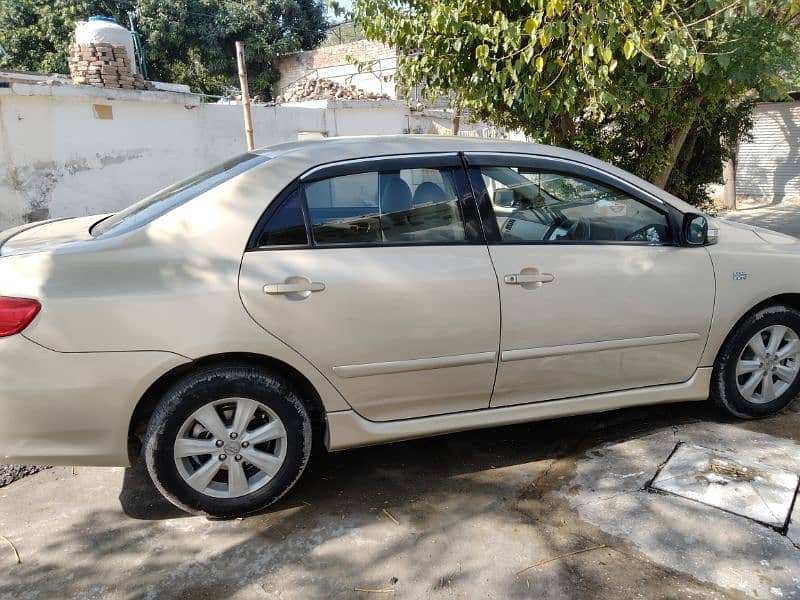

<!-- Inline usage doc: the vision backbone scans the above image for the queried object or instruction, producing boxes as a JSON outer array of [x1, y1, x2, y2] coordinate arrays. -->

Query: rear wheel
[[143, 364, 312, 517], [712, 305, 800, 418]]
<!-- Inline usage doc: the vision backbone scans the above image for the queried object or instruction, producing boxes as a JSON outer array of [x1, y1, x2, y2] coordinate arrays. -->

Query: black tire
[[712, 304, 800, 419], [143, 364, 313, 518]]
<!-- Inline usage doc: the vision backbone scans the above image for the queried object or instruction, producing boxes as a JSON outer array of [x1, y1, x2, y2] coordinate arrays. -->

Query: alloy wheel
[[735, 325, 800, 404], [173, 397, 288, 498]]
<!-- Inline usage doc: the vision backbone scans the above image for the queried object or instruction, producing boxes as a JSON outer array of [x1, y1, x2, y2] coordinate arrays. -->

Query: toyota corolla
[[1, 136, 798, 517]]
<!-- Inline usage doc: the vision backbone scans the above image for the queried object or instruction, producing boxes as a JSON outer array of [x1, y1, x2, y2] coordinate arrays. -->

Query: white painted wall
[[0, 83, 426, 229]]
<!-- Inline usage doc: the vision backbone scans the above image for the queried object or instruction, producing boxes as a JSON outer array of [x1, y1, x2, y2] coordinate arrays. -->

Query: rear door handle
[[263, 281, 326, 294], [504, 273, 554, 285]]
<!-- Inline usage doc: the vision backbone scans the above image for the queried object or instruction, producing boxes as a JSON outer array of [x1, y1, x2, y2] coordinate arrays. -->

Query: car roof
[[252, 135, 696, 214], [255, 135, 552, 159]]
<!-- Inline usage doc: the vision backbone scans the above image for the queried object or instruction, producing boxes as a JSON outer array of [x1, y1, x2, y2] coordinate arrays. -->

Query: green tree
[[0, 0, 132, 74], [137, 0, 328, 98], [0, 0, 329, 99], [353, 0, 800, 204]]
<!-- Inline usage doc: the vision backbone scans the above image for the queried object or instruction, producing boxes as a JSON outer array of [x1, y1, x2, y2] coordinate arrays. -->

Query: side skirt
[[325, 368, 712, 451]]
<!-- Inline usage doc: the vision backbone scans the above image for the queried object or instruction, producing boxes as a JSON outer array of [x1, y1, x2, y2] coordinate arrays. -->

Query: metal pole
[[235, 41, 255, 151]]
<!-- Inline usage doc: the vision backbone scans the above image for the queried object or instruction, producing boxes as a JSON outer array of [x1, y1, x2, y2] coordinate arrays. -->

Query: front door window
[[480, 167, 672, 244]]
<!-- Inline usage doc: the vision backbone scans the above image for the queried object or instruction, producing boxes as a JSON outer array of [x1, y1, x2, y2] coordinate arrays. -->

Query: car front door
[[239, 154, 501, 421], [465, 153, 715, 408]]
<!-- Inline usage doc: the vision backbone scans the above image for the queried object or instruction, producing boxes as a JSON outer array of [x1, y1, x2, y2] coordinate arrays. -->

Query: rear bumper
[[0, 335, 188, 466]]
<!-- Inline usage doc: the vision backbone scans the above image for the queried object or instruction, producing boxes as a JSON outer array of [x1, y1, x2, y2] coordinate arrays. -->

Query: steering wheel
[[624, 224, 663, 243], [566, 218, 592, 241]]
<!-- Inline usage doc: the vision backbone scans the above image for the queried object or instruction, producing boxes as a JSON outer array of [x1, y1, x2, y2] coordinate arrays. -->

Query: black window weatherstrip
[[463, 159, 502, 244], [452, 157, 485, 244]]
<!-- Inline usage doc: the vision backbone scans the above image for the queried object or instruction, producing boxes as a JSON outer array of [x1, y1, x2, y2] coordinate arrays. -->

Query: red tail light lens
[[0, 297, 41, 337]]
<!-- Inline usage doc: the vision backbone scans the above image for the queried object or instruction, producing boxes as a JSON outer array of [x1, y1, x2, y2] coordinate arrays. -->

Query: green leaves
[[622, 38, 636, 60], [538, 31, 550, 48], [0, 0, 329, 98], [353, 0, 800, 205], [524, 16, 540, 35]]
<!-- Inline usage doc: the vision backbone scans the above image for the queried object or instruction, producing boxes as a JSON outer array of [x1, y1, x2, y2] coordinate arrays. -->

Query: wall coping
[[0, 77, 201, 106], [279, 98, 409, 110]]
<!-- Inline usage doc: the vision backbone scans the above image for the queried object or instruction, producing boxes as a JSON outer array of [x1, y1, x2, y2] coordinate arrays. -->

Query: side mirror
[[683, 213, 718, 246]]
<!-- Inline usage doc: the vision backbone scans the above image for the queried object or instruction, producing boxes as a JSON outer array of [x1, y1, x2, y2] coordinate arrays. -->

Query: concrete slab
[[789, 500, 800, 548], [565, 422, 800, 599], [652, 444, 799, 528]]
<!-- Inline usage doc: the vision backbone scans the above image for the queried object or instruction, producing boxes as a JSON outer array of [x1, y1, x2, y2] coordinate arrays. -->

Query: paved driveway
[[1, 203, 799, 600]]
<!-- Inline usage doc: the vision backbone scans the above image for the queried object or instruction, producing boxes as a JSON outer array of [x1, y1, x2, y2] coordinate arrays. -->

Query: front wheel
[[712, 305, 800, 418], [143, 364, 313, 518]]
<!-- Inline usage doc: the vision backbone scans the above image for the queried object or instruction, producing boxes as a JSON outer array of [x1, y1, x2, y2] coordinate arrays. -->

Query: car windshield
[[91, 153, 271, 237]]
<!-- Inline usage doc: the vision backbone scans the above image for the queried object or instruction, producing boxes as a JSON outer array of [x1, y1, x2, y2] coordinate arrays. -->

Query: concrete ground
[[719, 197, 800, 237], [1, 202, 799, 600], [1, 403, 798, 600]]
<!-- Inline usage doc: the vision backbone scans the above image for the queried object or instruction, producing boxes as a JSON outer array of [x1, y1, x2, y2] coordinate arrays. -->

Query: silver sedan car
[[1, 136, 798, 517]]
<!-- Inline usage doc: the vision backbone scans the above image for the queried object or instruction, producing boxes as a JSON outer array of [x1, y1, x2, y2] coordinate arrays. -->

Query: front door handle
[[504, 273, 554, 285], [263, 281, 326, 295]]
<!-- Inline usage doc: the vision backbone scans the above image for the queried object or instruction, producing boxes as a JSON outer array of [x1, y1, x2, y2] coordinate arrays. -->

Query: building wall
[[737, 101, 800, 202], [0, 83, 425, 229], [274, 40, 397, 98]]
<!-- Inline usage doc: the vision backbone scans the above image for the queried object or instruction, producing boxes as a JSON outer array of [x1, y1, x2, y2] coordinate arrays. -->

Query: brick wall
[[274, 40, 397, 97]]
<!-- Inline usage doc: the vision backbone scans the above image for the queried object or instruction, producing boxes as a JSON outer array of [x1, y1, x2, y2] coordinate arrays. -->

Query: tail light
[[0, 297, 41, 337]]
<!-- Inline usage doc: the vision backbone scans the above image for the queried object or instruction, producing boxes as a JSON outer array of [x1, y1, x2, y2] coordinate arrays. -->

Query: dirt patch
[[0, 464, 50, 488]]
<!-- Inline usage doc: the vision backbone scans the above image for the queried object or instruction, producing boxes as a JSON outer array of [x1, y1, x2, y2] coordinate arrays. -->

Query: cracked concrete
[[650, 444, 798, 528], [565, 420, 800, 599], [2, 400, 796, 599]]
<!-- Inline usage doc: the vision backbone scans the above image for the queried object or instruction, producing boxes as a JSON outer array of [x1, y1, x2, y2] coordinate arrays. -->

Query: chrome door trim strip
[[500, 333, 702, 363], [333, 351, 497, 379]]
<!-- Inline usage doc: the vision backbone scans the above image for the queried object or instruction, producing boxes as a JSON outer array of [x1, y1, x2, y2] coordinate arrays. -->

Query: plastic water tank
[[75, 16, 136, 74]]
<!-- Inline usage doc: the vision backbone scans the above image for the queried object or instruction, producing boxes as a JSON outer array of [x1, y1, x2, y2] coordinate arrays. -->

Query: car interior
[[481, 167, 672, 244]]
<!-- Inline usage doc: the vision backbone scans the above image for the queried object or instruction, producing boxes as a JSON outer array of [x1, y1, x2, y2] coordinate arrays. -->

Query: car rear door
[[465, 152, 715, 408], [239, 153, 501, 421]]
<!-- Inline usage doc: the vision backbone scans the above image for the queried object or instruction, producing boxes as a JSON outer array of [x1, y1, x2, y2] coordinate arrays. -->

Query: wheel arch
[[127, 352, 328, 462]]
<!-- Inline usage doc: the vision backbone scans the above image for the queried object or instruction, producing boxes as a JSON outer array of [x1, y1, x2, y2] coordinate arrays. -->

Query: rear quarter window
[[92, 153, 272, 238]]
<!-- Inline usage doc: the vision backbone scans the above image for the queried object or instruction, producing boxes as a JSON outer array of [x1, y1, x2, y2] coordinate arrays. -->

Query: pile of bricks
[[67, 43, 154, 90], [275, 78, 390, 103]]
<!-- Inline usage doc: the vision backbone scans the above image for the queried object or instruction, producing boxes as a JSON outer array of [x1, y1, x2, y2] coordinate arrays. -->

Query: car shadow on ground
[[6, 399, 772, 600], [119, 399, 725, 522]]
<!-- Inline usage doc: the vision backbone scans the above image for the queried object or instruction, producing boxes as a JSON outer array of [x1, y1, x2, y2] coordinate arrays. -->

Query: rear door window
[[303, 167, 466, 245]]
